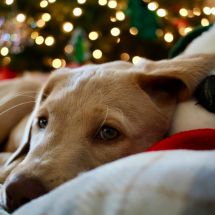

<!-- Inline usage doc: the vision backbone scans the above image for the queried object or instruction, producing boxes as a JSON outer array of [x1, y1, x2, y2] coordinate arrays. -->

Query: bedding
[[0, 129, 213, 215]]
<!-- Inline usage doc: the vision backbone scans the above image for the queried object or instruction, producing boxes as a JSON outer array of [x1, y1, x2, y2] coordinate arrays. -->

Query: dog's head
[[1, 53, 215, 212]]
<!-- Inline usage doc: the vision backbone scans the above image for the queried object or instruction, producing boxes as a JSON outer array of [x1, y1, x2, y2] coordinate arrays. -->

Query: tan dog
[[0, 53, 215, 212]]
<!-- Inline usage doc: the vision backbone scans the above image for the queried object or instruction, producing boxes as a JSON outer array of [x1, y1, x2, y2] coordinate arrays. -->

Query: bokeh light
[[179, 8, 188, 16], [184, 27, 193, 34], [93, 49, 102, 59], [121, 53, 130, 61], [164, 33, 173, 42], [64, 45, 73, 53], [6, 0, 13, 5], [63, 22, 73, 32], [148, 2, 159, 11], [1, 47, 9, 56], [157, 9, 167, 17], [42, 13, 51, 22], [203, 7, 211, 15], [110, 16, 117, 22], [130, 27, 138, 35], [31, 31, 39, 39], [78, 0, 86, 4], [193, 8, 201, 16], [48, 0, 56, 2], [89, 31, 99, 40], [35, 36, 44, 45], [111, 27, 120, 36], [108, 0, 117, 8], [61, 59, 66, 67], [16, 14, 26, 22], [3, 57, 11, 65], [52, 59, 62, 68], [116, 11, 125, 21], [132, 56, 141, 64], [40, 0, 48, 8], [156, 29, 163, 36], [201, 18, 209, 26], [99, 0, 107, 6], [73, 7, 82, 16], [37, 19, 45, 28], [45, 36, 55, 46]]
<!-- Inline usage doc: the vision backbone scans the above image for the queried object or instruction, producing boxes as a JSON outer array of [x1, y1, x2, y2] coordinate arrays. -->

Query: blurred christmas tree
[[0, 0, 214, 73]]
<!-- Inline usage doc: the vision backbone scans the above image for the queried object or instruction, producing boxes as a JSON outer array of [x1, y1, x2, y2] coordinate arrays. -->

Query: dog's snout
[[6, 175, 46, 212]]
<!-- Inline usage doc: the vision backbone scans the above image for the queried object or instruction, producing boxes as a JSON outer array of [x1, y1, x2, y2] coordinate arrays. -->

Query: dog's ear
[[5, 110, 36, 166], [135, 53, 215, 102]]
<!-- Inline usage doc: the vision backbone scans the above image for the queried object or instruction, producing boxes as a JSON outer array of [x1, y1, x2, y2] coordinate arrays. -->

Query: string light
[[98, 0, 107, 6], [6, 0, 13, 5], [108, 0, 117, 9], [157, 9, 167, 17], [179, 8, 188, 16], [156, 29, 163, 36], [89, 31, 99, 40], [1, 47, 9, 56], [37, 19, 45, 28], [16, 14, 26, 22], [73, 7, 82, 16], [40, 0, 48, 8], [52, 59, 62, 68], [93, 49, 102, 59], [35, 36, 44, 45], [212, 8, 215, 15], [132, 56, 141, 64], [64, 45, 73, 53], [42, 13, 51, 22], [203, 7, 211, 15], [3, 57, 11, 65], [116, 11, 125, 21], [31, 32, 39, 39], [63, 22, 73, 32], [148, 2, 159, 11], [111, 27, 120, 36], [164, 33, 173, 42], [201, 18, 209, 26], [78, 0, 86, 4], [129, 27, 138, 35], [45, 36, 54, 46], [116, 37, 120, 43], [121, 53, 130, 61], [48, 0, 56, 2], [193, 8, 201, 16]]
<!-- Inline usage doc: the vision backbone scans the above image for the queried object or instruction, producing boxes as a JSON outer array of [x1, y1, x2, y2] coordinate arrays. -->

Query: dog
[[0, 53, 215, 212]]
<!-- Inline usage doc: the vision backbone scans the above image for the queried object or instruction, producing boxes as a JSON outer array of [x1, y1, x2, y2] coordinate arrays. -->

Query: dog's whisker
[[89, 105, 109, 145], [0, 91, 48, 108], [0, 101, 35, 117]]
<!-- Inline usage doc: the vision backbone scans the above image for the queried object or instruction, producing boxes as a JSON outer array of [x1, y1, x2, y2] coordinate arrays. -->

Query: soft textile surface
[[11, 150, 215, 215], [147, 129, 215, 151]]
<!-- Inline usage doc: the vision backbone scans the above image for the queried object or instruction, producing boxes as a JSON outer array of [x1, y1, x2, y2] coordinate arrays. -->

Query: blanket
[[3, 129, 213, 215], [12, 149, 215, 215]]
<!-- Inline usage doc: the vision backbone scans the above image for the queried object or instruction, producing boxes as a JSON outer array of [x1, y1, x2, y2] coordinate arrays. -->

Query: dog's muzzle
[[6, 175, 46, 212]]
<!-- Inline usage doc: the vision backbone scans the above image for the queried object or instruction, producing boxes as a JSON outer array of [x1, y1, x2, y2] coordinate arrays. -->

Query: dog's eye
[[100, 126, 119, 141], [38, 117, 48, 129]]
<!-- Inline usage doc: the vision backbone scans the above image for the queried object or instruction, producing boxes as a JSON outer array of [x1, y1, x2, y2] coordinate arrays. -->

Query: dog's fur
[[0, 53, 215, 212]]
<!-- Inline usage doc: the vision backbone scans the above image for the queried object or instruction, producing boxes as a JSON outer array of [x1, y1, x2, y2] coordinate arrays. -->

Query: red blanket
[[146, 129, 215, 152]]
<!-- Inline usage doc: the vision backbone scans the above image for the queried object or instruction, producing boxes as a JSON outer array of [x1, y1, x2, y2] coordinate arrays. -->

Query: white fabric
[[10, 150, 215, 215]]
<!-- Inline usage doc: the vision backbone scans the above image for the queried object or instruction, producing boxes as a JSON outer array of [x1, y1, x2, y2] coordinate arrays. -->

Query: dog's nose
[[6, 175, 46, 212]]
